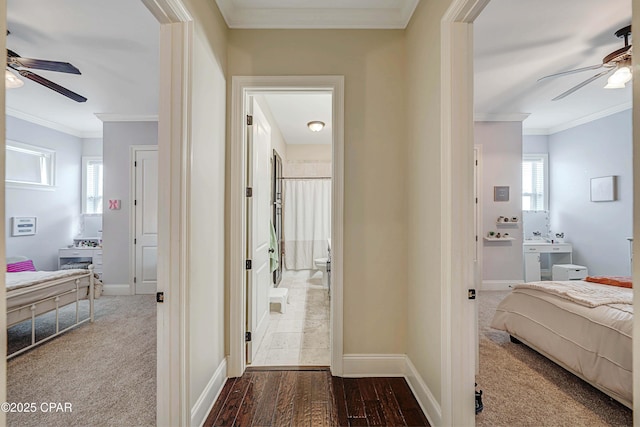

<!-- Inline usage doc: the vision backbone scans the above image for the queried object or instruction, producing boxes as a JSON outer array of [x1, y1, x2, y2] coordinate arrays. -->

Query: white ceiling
[[262, 93, 332, 145], [215, 0, 419, 29], [6, 0, 159, 138], [5, 0, 632, 139], [474, 0, 632, 134]]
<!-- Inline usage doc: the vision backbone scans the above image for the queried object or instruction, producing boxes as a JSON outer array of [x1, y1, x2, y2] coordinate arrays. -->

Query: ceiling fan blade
[[7, 50, 81, 75], [551, 68, 614, 101], [18, 70, 87, 103], [538, 63, 606, 82]]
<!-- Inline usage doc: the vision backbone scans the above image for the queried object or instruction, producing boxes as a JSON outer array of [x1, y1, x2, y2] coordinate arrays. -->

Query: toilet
[[314, 257, 329, 288]]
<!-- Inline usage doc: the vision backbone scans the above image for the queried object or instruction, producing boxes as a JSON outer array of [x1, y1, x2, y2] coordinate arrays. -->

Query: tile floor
[[251, 269, 331, 366]]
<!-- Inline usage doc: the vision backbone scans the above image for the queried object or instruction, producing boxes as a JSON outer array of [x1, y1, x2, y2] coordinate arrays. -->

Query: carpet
[[7, 295, 156, 427], [476, 290, 632, 427]]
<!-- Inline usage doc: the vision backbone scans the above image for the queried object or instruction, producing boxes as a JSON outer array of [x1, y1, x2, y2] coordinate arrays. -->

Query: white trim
[[191, 358, 227, 427], [404, 356, 441, 427], [480, 280, 522, 291], [441, 1, 491, 426], [130, 145, 159, 296], [5, 107, 102, 138], [229, 76, 345, 378], [342, 354, 407, 377], [523, 102, 632, 136], [100, 284, 132, 296], [215, 0, 419, 29], [95, 113, 159, 123], [474, 113, 530, 122], [141, 0, 193, 425]]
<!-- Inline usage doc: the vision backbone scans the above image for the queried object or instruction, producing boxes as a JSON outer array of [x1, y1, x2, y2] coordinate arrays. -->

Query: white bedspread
[[514, 280, 632, 308], [6, 269, 89, 292]]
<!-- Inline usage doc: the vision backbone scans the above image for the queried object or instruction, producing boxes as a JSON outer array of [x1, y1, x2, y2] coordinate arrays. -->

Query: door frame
[[229, 76, 345, 377], [130, 145, 159, 295], [440, 0, 491, 425], [140, 0, 192, 425]]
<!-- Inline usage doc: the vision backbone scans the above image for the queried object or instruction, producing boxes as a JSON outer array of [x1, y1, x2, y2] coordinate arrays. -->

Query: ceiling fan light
[[307, 121, 325, 132], [604, 66, 632, 89], [5, 70, 24, 89]]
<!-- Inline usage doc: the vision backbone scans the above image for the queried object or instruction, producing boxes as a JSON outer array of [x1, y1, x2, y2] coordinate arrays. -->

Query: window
[[522, 154, 548, 211], [83, 157, 103, 214], [6, 141, 55, 189]]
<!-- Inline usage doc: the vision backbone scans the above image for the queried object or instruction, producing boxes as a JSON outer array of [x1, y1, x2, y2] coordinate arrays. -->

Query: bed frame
[[6, 265, 95, 359]]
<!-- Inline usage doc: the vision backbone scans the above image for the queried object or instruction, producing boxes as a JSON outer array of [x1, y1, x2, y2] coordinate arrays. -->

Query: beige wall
[[184, 0, 228, 411], [406, 0, 455, 405], [286, 144, 331, 161], [228, 30, 408, 354]]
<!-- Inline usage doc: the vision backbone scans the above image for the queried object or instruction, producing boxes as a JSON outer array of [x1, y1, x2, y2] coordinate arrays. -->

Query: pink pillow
[[7, 259, 36, 272]]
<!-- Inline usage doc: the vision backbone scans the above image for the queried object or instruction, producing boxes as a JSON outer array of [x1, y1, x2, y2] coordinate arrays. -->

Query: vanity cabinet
[[523, 243, 572, 282]]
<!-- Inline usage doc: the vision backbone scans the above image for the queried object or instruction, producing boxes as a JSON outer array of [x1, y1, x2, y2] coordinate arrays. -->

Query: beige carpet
[[7, 295, 156, 427], [476, 290, 632, 427]]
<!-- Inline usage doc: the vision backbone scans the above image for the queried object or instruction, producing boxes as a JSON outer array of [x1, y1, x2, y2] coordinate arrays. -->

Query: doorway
[[246, 93, 333, 366], [228, 76, 345, 378]]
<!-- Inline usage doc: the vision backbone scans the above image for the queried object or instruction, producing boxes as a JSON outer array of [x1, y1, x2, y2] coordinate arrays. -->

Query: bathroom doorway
[[229, 76, 344, 377]]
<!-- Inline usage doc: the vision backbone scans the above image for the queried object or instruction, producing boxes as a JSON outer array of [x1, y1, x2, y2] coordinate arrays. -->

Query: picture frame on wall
[[590, 176, 617, 202], [12, 217, 37, 236], [494, 186, 509, 202]]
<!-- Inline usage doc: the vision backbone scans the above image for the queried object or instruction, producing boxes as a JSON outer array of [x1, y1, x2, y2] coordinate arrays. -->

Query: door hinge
[[475, 235, 478, 242], [134, 277, 137, 283], [134, 199, 137, 206], [468, 289, 476, 300], [156, 292, 164, 303], [475, 197, 478, 204], [475, 159, 478, 166], [246, 260, 252, 270], [134, 161, 137, 167], [245, 331, 252, 342], [247, 115, 253, 126], [134, 238, 137, 245], [246, 187, 253, 197]]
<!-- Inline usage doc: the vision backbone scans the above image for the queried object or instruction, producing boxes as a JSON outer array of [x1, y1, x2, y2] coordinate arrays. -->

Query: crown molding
[[474, 113, 530, 122], [546, 102, 632, 135], [215, 0, 419, 29], [6, 107, 102, 138], [94, 114, 159, 122]]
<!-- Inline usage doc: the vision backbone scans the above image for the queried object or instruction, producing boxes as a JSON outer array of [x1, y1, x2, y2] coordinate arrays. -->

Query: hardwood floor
[[204, 368, 430, 427]]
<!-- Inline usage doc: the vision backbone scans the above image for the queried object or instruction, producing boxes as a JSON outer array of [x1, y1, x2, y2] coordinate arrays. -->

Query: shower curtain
[[283, 179, 331, 270]]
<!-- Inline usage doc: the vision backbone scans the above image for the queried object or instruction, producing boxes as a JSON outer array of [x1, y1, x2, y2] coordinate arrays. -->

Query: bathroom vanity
[[523, 241, 572, 282]]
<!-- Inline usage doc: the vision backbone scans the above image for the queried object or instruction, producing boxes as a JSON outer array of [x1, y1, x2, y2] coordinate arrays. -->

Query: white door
[[134, 148, 158, 294], [246, 97, 272, 363]]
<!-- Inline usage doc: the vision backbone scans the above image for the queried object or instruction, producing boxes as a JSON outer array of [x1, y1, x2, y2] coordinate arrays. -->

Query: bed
[[490, 278, 632, 408], [6, 256, 102, 359]]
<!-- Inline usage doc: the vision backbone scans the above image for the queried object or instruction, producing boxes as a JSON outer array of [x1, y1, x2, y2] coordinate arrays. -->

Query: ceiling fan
[[538, 25, 632, 101], [5, 31, 87, 103]]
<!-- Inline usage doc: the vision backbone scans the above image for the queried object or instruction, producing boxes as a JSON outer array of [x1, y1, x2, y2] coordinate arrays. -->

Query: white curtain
[[283, 179, 331, 270]]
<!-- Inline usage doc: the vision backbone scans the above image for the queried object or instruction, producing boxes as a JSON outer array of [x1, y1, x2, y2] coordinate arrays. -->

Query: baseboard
[[342, 354, 441, 426], [100, 284, 132, 295], [481, 279, 522, 291], [404, 357, 441, 427], [192, 357, 227, 427], [342, 354, 407, 377]]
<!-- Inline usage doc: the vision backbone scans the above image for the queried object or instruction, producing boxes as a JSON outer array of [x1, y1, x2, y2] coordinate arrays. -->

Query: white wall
[[6, 116, 82, 270], [188, 26, 227, 410], [476, 121, 524, 282], [523, 134, 549, 154], [102, 121, 157, 286], [549, 109, 632, 275]]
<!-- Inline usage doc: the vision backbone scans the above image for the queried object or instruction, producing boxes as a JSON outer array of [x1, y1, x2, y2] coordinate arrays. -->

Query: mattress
[[491, 280, 632, 407], [6, 269, 93, 313]]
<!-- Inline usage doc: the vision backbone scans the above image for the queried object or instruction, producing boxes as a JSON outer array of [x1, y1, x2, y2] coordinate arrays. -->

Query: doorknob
[[269, 248, 275, 253]]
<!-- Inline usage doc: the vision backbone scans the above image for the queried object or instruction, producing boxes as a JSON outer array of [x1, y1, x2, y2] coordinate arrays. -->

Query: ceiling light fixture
[[604, 61, 632, 89], [5, 69, 24, 89], [307, 121, 325, 132]]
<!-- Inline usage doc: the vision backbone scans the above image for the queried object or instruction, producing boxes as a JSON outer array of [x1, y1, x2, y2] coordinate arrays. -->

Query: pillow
[[7, 259, 36, 272], [585, 276, 632, 289]]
